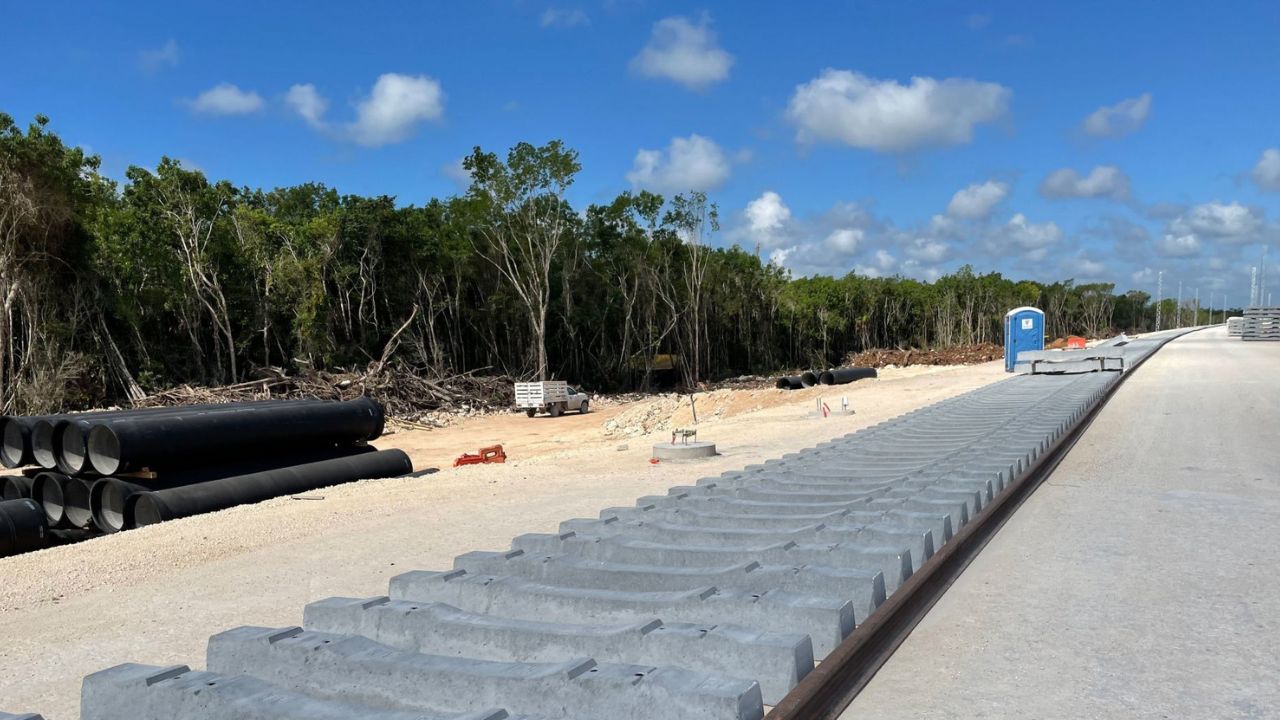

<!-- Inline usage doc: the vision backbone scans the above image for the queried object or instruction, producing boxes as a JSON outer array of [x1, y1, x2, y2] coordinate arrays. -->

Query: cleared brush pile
[[847, 343, 1003, 369], [134, 366, 517, 421]]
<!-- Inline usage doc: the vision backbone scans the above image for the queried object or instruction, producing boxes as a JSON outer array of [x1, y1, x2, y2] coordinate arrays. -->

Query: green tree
[[464, 141, 581, 380]]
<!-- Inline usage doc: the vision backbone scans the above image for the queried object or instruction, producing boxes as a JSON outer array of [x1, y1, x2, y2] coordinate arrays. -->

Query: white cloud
[[743, 191, 792, 247], [348, 73, 445, 147], [1171, 201, 1263, 241], [629, 15, 732, 91], [1081, 93, 1152, 138], [1156, 233, 1201, 257], [989, 213, 1063, 260], [1250, 148, 1280, 191], [625, 134, 731, 193], [189, 83, 263, 115], [1070, 256, 1109, 278], [904, 237, 950, 263], [285, 84, 328, 129], [769, 246, 796, 268], [785, 69, 1010, 152], [540, 8, 588, 28], [825, 228, 863, 254], [139, 39, 178, 73], [946, 180, 1010, 218], [1039, 166, 1131, 201], [1131, 267, 1157, 285], [854, 250, 899, 278]]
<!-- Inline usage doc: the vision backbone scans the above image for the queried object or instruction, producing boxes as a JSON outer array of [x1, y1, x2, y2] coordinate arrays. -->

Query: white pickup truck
[[514, 380, 590, 418]]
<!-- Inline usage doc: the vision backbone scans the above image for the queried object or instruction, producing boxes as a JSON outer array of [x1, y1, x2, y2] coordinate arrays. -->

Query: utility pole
[[1176, 280, 1183, 327], [1194, 287, 1199, 325], [1155, 270, 1164, 330], [1250, 267, 1258, 307], [1262, 246, 1269, 307]]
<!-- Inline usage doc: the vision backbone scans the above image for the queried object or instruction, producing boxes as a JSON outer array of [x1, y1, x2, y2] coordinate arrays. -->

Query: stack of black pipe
[[0, 397, 412, 556], [775, 366, 877, 390]]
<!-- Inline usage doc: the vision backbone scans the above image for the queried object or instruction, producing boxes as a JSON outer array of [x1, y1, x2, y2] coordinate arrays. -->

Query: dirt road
[[0, 360, 1007, 719]]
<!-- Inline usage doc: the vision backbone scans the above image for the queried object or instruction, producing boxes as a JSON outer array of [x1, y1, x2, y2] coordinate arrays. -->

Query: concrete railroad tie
[[206, 626, 764, 720], [304, 596, 811, 706]]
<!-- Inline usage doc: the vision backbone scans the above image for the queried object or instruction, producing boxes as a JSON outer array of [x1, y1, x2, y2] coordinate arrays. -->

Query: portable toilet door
[[1004, 306, 1045, 372]]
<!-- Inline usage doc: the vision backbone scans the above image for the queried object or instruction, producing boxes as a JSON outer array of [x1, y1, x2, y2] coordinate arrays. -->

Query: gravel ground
[[0, 360, 1008, 720]]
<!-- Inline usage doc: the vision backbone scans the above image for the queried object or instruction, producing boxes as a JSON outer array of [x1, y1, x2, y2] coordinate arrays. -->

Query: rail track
[[5, 329, 1202, 720]]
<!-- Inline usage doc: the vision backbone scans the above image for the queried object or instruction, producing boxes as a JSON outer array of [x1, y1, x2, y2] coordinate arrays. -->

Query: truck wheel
[[526, 408, 537, 418], [549, 403, 563, 418], [579, 401, 590, 414]]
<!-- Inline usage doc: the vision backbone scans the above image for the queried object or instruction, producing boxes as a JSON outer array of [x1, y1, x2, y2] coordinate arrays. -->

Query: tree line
[[0, 113, 1220, 414]]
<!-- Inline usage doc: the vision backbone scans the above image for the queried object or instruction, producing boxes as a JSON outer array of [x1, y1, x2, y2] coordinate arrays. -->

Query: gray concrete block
[[827, 511, 952, 549], [0, 714, 43, 720], [389, 570, 855, 656], [304, 596, 811, 705], [562, 514, 935, 566], [207, 626, 764, 720], [519, 531, 918, 593], [453, 551, 885, 618], [602, 505, 856, 530], [80, 663, 504, 720], [561, 517, 826, 546], [866, 497, 969, 530], [651, 493, 890, 516]]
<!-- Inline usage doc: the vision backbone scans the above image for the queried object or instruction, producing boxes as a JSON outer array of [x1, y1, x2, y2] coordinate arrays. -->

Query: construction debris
[[453, 445, 508, 467], [135, 366, 516, 423], [846, 343, 1003, 369]]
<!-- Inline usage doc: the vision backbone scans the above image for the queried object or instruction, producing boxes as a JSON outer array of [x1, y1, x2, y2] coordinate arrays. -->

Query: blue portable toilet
[[1004, 306, 1045, 372]]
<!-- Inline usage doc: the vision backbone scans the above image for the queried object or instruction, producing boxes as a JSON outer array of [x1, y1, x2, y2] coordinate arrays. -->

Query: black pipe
[[1, 414, 66, 469], [54, 399, 329, 476], [31, 471, 71, 526], [90, 445, 376, 533], [818, 367, 878, 385], [0, 498, 49, 556], [2, 475, 34, 500], [126, 449, 413, 527], [800, 371, 819, 388], [86, 397, 385, 476], [62, 476, 98, 529], [775, 376, 804, 390]]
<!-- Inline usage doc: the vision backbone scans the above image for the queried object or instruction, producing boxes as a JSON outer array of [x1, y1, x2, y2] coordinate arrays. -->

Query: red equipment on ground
[[453, 444, 507, 467]]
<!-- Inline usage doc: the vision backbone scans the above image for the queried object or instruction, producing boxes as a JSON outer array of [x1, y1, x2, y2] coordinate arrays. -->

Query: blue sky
[[3, 1, 1279, 305]]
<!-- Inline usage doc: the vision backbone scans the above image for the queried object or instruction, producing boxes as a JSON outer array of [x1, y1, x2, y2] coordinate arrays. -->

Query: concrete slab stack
[[64, 329, 1193, 720], [1241, 308, 1280, 341]]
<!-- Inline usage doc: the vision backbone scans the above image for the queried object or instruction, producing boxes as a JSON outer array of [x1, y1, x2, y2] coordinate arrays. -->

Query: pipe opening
[[63, 478, 94, 528], [2, 476, 32, 500], [129, 494, 164, 528], [1, 423, 26, 467], [96, 481, 132, 533], [60, 422, 89, 475], [87, 426, 121, 476], [31, 421, 62, 469], [33, 474, 66, 526]]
